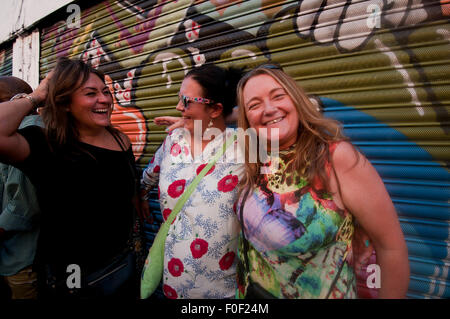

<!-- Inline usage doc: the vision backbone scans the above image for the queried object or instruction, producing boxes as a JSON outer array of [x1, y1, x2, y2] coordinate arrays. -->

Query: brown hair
[[41, 57, 116, 148], [236, 65, 351, 196], [185, 64, 243, 117]]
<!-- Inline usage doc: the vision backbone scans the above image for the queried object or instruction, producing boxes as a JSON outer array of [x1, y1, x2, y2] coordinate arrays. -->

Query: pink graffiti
[[105, 1, 171, 54]]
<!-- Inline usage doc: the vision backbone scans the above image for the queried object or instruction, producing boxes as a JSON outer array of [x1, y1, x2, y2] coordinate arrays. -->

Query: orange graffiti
[[441, 0, 450, 16], [105, 74, 147, 161], [261, 0, 281, 19]]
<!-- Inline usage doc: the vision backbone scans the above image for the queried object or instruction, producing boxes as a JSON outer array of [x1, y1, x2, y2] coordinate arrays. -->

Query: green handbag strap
[[164, 132, 237, 226], [140, 132, 237, 299]]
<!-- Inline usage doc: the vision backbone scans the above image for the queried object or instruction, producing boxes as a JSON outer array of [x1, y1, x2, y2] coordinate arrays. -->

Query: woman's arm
[[154, 116, 183, 133], [0, 73, 51, 164], [0, 98, 35, 163], [331, 142, 409, 298], [139, 138, 168, 222], [141, 145, 164, 196]]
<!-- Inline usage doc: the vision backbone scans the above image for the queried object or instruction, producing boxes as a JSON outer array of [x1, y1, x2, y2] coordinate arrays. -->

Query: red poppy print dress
[[141, 128, 242, 298]]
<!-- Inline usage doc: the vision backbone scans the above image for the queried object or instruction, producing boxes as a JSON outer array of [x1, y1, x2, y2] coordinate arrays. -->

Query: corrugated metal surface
[[38, 0, 449, 299], [0, 46, 13, 76]]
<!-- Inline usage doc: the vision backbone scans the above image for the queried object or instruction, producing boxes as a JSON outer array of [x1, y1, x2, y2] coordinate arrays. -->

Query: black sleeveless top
[[17, 126, 136, 278]]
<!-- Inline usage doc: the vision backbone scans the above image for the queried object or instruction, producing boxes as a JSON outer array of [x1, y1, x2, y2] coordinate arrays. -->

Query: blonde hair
[[236, 65, 349, 196]]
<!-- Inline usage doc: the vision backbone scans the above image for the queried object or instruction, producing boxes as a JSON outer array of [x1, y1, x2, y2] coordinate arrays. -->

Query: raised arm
[[0, 73, 51, 164], [331, 142, 409, 298], [140, 143, 164, 197]]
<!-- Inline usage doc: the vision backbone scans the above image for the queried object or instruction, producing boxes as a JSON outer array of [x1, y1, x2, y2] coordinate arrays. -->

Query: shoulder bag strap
[[110, 129, 127, 151], [109, 130, 137, 185], [165, 133, 237, 225], [141, 133, 237, 299], [238, 187, 251, 274]]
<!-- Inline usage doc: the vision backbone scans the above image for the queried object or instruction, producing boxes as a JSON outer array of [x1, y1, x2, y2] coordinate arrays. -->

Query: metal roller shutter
[[39, 0, 449, 299], [0, 45, 13, 76]]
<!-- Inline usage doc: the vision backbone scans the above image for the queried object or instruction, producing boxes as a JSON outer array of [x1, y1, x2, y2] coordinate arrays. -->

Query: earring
[[205, 119, 214, 135]]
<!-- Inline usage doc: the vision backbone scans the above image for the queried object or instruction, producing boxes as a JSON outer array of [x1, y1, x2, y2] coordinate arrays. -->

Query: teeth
[[265, 117, 283, 125], [93, 109, 108, 113]]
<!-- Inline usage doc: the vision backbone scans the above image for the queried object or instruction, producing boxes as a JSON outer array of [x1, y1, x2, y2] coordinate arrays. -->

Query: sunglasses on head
[[179, 95, 215, 109], [240, 63, 283, 83]]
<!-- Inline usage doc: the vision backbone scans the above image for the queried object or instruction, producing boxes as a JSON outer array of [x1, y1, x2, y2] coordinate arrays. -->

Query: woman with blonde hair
[[235, 64, 409, 299]]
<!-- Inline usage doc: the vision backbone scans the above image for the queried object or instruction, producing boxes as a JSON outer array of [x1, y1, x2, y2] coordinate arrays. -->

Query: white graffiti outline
[[81, 34, 111, 69], [295, 0, 429, 52], [153, 52, 189, 88], [231, 49, 257, 60], [187, 47, 206, 67], [374, 38, 424, 116]]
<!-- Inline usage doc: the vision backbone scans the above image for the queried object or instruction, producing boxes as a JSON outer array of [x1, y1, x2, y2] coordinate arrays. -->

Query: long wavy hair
[[236, 65, 352, 196], [41, 57, 117, 149]]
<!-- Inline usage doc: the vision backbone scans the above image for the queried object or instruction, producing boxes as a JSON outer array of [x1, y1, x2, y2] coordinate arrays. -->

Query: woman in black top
[[0, 57, 139, 298]]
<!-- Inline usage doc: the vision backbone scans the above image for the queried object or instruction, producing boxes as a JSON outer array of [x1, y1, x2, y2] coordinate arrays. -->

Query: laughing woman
[[140, 64, 244, 299], [0, 58, 139, 298], [235, 65, 409, 299]]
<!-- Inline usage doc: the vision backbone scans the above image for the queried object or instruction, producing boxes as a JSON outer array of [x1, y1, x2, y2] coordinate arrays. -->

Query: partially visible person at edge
[[140, 64, 244, 299], [0, 58, 143, 299], [234, 64, 409, 299], [0, 76, 43, 299]]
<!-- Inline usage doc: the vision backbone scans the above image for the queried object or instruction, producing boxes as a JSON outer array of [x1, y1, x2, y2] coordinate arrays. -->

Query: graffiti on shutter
[[39, 0, 450, 298]]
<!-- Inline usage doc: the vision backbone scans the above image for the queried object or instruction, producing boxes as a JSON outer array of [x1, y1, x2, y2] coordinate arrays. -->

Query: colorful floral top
[[141, 128, 243, 299], [236, 143, 356, 299]]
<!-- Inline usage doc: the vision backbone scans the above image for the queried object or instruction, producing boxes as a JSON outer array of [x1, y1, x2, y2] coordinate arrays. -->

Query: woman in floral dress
[[235, 65, 409, 299], [140, 65, 243, 298]]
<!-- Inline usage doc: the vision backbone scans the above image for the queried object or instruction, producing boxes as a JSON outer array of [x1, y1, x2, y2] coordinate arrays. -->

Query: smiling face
[[242, 74, 299, 150], [176, 76, 214, 135], [68, 72, 113, 132]]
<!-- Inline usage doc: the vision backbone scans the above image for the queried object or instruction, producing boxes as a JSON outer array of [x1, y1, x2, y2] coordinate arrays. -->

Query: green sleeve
[[0, 164, 40, 232]]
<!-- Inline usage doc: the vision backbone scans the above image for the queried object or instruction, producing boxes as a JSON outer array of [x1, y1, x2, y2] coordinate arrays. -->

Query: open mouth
[[264, 117, 284, 125], [92, 108, 109, 114]]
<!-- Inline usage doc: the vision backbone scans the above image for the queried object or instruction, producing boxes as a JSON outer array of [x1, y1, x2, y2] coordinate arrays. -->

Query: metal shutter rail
[[38, 0, 449, 298]]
